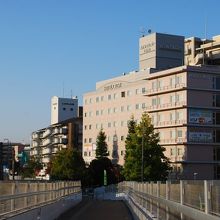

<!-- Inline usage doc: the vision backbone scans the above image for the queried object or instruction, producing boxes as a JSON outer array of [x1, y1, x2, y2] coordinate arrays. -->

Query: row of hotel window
[[84, 104, 146, 117], [83, 150, 125, 157], [84, 88, 147, 104], [83, 147, 183, 158], [84, 130, 184, 144], [84, 76, 185, 105], [84, 111, 184, 130]]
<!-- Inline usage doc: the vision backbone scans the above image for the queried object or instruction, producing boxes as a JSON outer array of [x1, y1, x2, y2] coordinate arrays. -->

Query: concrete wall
[[9, 193, 82, 220]]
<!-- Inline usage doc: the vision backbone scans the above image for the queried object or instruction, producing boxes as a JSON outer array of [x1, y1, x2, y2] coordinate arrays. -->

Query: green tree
[[50, 149, 85, 180], [95, 129, 109, 159], [123, 112, 170, 181], [21, 158, 43, 179]]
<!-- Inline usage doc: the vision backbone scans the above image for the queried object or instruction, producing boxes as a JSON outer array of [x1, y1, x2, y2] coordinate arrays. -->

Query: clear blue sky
[[0, 0, 219, 143]]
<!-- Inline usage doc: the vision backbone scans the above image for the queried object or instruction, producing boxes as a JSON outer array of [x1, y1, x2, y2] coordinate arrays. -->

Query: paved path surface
[[57, 199, 133, 220]]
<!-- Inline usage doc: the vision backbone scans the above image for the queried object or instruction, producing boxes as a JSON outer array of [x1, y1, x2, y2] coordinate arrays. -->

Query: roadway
[[57, 199, 133, 220]]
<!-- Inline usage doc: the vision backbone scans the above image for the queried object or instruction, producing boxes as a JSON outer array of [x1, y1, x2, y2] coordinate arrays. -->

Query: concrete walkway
[[57, 199, 133, 220]]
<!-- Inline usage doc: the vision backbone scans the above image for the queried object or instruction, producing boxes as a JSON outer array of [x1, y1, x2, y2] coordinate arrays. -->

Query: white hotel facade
[[83, 33, 220, 180]]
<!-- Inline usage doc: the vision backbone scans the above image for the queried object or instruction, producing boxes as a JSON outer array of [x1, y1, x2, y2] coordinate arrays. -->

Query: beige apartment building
[[83, 32, 220, 180]]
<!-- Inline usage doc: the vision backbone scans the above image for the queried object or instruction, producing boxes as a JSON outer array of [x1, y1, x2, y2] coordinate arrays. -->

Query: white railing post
[[204, 180, 210, 214], [157, 181, 160, 218], [180, 180, 184, 220], [166, 181, 170, 220], [11, 182, 16, 211]]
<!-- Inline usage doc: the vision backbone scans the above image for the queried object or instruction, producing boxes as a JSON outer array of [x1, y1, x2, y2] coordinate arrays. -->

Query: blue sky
[[0, 0, 219, 143]]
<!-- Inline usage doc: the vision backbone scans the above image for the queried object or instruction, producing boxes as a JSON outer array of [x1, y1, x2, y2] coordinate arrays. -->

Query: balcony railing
[[144, 83, 186, 95], [42, 129, 52, 138], [42, 148, 51, 155], [154, 119, 187, 127], [146, 101, 187, 112]]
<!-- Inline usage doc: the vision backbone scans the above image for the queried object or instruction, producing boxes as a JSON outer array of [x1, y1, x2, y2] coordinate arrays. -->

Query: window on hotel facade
[[121, 136, 124, 141], [113, 107, 117, 113], [152, 81, 157, 90], [101, 110, 104, 115], [84, 151, 87, 156], [127, 105, 131, 111], [142, 88, 146, 94], [84, 112, 87, 117], [108, 94, 111, 100], [85, 99, 87, 104], [89, 98, 92, 103], [136, 89, 139, 95], [216, 112, 220, 124], [121, 121, 124, 127], [113, 121, 117, 127], [89, 138, 92, 143], [121, 106, 124, 112], [214, 95, 220, 107], [84, 138, 87, 143], [121, 91, 125, 97], [136, 104, 140, 110], [215, 77, 220, 90], [214, 147, 220, 160], [177, 130, 182, 138], [96, 110, 99, 116], [178, 148, 183, 156], [152, 98, 157, 106], [96, 97, 99, 103], [84, 125, 87, 130], [89, 125, 92, 129], [142, 103, 146, 109], [121, 150, 124, 156], [101, 96, 104, 101], [108, 122, 111, 128], [127, 90, 132, 96], [113, 93, 118, 99]]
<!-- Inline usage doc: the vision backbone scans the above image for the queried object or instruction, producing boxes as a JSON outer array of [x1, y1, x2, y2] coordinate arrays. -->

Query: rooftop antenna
[[70, 89, 72, 98]]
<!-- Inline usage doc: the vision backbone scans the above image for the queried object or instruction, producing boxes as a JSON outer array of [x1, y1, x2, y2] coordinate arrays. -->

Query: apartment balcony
[[51, 148, 59, 154], [154, 119, 187, 128], [146, 101, 187, 113], [42, 148, 51, 155], [53, 137, 68, 145], [32, 141, 39, 147], [42, 128, 52, 138], [42, 157, 50, 163], [30, 150, 38, 156], [52, 126, 68, 135], [144, 83, 186, 96], [42, 139, 51, 147], [32, 133, 39, 140], [160, 137, 215, 145]]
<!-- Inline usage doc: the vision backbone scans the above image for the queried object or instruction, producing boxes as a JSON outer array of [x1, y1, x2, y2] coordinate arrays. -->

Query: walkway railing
[[118, 180, 220, 220], [0, 181, 81, 218]]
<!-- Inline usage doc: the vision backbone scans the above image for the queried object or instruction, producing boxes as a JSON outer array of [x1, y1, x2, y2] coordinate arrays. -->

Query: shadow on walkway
[[57, 199, 133, 220]]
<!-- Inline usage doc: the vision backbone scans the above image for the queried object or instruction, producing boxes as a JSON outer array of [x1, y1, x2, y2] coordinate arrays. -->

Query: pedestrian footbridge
[[0, 180, 220, 220]]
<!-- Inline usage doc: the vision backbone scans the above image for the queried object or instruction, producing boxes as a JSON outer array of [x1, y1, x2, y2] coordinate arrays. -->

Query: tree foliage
[[21, 158, 43, 178], [123, 112, 170, 181], [50, 149, 86, 181], [95, 129, 109, 159]]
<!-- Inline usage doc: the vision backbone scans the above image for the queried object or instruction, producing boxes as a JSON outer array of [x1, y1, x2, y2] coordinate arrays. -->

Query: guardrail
[[118, 180, 220, 220], [0, 181, 81, 219]]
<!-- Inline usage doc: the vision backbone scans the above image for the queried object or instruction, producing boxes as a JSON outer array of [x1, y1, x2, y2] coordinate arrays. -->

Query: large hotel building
[[83, 33, 220, 180]]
